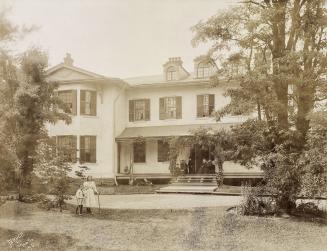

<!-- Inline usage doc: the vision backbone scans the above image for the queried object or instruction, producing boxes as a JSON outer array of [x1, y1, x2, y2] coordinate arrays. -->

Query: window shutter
[[159, 98, 165, 120], [90, 136, 96, 163], [144, 99, 150, 121], [80, 90, 85, 115], [176, 96, 182, 119], [71, 135, 77, 163], [79, 136, 85, 163], [158, 140, 169, 162], [129, 100, 135, 122], [209, 94, 215, 116], [197, 95, 204, 117], [91, 91, 97, 116], [72, 90, 77, 115]]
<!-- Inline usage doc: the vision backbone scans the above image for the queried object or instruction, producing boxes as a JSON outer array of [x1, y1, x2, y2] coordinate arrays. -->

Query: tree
[[34, 138, 72, 211], [0, 9, 70, 197], [192, 0, 327, 210], [15, 49, 71, 196]]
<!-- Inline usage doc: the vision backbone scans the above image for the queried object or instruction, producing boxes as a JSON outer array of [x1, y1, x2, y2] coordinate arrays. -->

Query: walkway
[[67, 194, 242, 209]]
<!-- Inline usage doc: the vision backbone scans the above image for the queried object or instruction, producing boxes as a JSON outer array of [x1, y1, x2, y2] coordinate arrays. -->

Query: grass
[[0, 200, 326, 251]]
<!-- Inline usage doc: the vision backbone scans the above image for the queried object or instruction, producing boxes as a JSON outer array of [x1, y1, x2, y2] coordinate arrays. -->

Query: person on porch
[[83, 176, 98, 214]]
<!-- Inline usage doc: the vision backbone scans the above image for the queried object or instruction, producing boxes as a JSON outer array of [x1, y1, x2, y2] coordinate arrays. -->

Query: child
[[75, 184, 85, 215]]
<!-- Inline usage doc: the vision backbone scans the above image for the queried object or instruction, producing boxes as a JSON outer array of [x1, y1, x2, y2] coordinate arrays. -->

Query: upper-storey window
[[197, 94, 215, 117], [129, 99, 150, 122], [197, 62, 211, 78], [80, 90, 97, 116], [58, 90, 77, 115], [56, 135, 77, 162], [159, 96, 182, 120], [166, 66, 177, 81]]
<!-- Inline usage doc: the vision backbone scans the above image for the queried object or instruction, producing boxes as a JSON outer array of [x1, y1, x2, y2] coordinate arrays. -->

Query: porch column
[[117, 141, 121, 174], [194, 144, 197, 173]]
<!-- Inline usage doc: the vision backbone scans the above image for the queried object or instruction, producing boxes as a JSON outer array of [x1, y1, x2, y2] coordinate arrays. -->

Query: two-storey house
[[46, 54, 262, 183]]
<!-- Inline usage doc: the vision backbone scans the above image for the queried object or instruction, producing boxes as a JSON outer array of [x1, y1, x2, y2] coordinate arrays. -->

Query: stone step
[[156, 185, 217, 194]]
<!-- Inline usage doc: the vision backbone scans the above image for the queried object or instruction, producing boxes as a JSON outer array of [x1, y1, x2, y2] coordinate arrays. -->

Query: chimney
[[63, 53, 74, 66]]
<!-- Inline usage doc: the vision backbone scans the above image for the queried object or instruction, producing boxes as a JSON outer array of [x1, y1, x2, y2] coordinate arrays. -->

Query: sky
[[1, 0, 238, 78]]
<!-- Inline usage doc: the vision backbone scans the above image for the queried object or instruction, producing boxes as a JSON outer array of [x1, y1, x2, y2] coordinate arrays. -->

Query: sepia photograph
[[0, 0, 326, 250]]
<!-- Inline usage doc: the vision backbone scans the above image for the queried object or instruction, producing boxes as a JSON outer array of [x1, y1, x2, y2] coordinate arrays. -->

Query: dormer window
[[166, 66, 177, 81], [197, 62, 211, 78]]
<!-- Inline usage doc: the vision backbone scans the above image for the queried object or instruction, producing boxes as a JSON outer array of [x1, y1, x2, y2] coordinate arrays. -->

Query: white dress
[[83, 181, 98, 208]]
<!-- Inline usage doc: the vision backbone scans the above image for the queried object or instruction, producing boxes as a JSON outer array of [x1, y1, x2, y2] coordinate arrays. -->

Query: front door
[[188, 146, 214, 174]]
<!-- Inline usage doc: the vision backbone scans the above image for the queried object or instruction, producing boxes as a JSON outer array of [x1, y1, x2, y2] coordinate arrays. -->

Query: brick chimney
[[63, 53, 74, 66]]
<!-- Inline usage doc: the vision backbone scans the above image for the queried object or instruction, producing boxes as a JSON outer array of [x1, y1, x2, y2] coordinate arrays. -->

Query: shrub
[[240, 184, 277, 216]]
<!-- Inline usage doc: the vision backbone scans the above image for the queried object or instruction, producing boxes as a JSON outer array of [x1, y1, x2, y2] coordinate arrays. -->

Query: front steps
[[156, 174, 218, 194], [171, 174, 217, 186]]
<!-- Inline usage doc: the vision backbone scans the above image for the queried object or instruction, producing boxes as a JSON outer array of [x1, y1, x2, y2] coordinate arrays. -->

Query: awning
[[116, 123, 238, 141]]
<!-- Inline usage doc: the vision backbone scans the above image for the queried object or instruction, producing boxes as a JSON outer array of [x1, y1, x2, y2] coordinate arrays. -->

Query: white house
[[46, 54, 262, 183]]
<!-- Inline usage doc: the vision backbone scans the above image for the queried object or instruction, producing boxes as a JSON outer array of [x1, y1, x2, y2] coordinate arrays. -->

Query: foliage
[[168, 128, 234, 185], [0, 10, 71, 197], [192, 0, 327, 211], [33, 138, 72, 211], [240, 184, 277, 216]]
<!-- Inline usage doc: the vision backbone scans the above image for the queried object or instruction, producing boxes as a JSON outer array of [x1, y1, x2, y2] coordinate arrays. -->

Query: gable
[[46, 64, 105, 82]]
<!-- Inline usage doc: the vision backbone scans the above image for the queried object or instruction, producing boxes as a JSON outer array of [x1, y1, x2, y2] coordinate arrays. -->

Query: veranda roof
[[116, 123, 238, 141]]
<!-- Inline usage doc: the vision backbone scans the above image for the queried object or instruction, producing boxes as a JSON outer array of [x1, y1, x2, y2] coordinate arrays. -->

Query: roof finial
[[63, 53, 74, 66]]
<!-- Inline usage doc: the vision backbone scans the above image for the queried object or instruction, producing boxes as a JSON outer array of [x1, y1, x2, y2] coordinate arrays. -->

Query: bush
[[240, 185, 277, 216]]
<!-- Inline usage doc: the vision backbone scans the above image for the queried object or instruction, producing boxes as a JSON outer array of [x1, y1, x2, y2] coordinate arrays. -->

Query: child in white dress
[[83, 176, 98, 214]]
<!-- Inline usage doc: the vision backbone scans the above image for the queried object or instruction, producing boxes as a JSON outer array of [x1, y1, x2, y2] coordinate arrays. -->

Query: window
[[56, 135, 77, 162], [80, 90, 97, 116], [197, 94, 215, 117], [158, 140, 169, 162], [197, 62, 211, 78], [80, 136, 96, 163], [133, 141, 146, 163], [58, 90, 77, 115], [129, 99, 150, 122], [159, 96, 182, 120], [166, 66, 177, 81]]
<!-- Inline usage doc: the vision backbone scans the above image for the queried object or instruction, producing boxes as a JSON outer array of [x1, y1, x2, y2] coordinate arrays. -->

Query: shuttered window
[[197, 94, 215, 117], [58, 90, 77, 115], [157, 140, 169, 162], [80, 90, 97, 116], [129, 99, 150, 122], [133, 141, 146, 163], [80, 136, 96, 163], [159, 96, 182, 120], [56, 135, 77, 162]]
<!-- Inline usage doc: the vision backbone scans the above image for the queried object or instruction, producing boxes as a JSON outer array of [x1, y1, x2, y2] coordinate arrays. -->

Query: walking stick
[[97, 193, 100, 214]]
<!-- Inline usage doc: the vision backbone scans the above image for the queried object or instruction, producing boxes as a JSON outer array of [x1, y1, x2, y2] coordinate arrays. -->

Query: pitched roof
[[45, 63, 125, 87], [46, 63, 107, 79], [124, 72, 211, 87]]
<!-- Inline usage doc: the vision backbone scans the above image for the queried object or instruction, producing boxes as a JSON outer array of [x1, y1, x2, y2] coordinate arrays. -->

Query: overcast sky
[[2, 0, 238, 78]]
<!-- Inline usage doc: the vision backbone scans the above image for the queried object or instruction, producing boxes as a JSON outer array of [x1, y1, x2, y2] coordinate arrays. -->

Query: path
[[67, 194, 242, 209]]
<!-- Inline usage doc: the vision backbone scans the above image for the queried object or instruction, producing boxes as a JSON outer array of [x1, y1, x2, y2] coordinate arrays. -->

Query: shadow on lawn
[[0, 227, 78, 251]]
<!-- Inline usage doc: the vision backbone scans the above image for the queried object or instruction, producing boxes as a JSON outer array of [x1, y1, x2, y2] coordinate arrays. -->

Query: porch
[[115, 123, 263, 184]]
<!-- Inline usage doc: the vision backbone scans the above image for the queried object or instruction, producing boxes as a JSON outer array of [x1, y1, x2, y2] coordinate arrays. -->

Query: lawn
[[0, 200, 326, 251]]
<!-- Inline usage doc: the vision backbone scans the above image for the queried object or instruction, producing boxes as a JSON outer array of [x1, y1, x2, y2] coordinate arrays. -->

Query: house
[[46, 53, 262, 184]]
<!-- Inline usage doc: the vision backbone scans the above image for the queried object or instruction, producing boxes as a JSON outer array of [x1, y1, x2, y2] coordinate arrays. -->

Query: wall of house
[[47, 81, 118, 178], [119, 140, 170, 174], [125, 84, 247, 128]]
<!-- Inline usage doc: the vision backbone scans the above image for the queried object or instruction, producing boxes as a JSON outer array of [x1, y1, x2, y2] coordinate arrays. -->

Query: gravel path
[[67, 194, 242, 209]]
